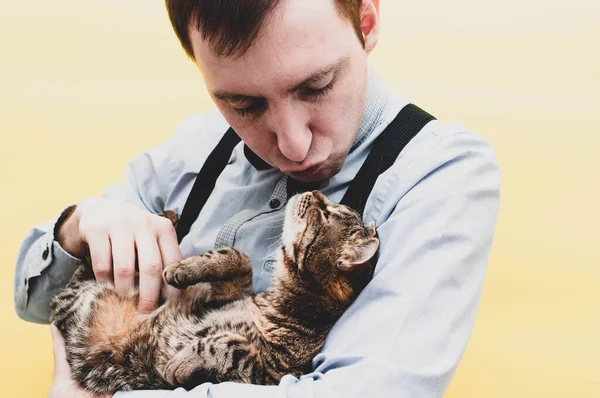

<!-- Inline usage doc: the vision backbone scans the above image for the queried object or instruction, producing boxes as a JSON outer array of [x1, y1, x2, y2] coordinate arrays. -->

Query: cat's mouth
[[295, 193, 313, 219], [284, 193, 308, 230], [282, 191, 322, 266], [290, 190, 330, 217]]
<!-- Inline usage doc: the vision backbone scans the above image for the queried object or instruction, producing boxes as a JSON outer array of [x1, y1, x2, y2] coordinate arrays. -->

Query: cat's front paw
[[163, 252, 215, 288], [163, 248, 249, 289], [163, 259, 191, 288]]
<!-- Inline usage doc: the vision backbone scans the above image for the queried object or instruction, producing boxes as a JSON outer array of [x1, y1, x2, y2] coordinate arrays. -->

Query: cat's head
[[280, 190, 379, 303]]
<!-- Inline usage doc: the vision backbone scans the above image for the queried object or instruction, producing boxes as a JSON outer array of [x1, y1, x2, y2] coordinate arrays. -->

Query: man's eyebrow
[[289, 56, 349, 93], [212, 91, 262, 103]]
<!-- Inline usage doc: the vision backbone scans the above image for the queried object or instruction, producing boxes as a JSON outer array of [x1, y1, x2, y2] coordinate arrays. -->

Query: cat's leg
[[164, 247, 251, 286], [163, 248, 253, 303], [74, 356, 168, 394], [67, 313, 170, 395], [57, 286, 168, 394], [161, 331, 261, 387]]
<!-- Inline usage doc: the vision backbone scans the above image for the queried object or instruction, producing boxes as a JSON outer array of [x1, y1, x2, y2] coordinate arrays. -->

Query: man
[[14, 0, 501, 397]]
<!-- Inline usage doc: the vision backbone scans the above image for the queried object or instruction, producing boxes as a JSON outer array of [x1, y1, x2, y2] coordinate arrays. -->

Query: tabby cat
[[49, 190, 379, 394]]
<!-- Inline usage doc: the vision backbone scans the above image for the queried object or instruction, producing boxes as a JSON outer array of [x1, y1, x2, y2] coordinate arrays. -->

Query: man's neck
[[349, 64, 387, 153]]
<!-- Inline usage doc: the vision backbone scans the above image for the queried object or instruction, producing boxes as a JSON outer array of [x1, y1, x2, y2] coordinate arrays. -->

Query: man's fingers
[[156, 218, 182, 270], [50, 323, 64, 345], [155, 218, 183, 301], [50, 323, 70, 376], [87, 232, 113, 283], [135, 233, 162, 314], [110, 229, 136, 296]]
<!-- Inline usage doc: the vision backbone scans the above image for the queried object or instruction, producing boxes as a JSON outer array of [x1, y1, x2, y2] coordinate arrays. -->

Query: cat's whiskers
[[265, 237, 282, 251], [266, 220, 284, 227], [264, 233, 282, 241]]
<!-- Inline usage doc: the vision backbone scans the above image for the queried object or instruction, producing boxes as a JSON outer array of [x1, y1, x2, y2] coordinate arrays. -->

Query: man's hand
[[57, 197, 182, 314], [48, 324, 111, 398]]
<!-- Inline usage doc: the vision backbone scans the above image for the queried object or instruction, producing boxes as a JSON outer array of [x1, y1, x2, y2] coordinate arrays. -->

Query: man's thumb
[[50, 323, 70, 374]]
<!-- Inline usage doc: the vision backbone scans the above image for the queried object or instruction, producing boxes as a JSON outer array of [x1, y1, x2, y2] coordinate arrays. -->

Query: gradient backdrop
[[1, 1, 598, 396]]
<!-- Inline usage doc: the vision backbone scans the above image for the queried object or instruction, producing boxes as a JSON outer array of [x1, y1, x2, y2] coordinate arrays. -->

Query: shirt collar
[[244, 64, 387, 171]]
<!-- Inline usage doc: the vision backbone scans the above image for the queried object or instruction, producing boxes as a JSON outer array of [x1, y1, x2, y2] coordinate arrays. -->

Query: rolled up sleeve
[[13, 206, 83, 324], [12, 116, 202, 324]]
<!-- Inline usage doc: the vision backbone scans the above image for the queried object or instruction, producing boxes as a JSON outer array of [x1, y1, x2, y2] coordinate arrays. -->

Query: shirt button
[[269, 199, 281, 209], [42, 247, 49, 260]]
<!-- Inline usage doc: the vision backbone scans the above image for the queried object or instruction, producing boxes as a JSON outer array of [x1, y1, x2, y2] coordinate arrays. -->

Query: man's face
[[190, 0, 376, 182]]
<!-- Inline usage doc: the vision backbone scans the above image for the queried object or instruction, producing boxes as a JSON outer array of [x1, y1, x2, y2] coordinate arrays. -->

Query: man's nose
[[267, 102, 312, 163]]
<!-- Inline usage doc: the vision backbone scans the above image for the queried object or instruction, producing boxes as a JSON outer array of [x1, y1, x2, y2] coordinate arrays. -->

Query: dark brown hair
[[165, 0, 365, 59]]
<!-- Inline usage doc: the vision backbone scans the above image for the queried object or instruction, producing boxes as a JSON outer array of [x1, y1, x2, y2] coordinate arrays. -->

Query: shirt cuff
[[41, 204, 82, 278], [44, 239, 84, 282], [17, 205, 82, 315]]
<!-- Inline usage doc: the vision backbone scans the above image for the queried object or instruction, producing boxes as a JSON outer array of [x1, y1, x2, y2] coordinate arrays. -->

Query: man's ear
[[337, 237, 379, 271], [372, 0, 380, 13], [360, 0, 380, 54]]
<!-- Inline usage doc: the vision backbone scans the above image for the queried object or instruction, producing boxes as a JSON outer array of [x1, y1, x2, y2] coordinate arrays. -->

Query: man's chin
[[288, 165, 340, 182]]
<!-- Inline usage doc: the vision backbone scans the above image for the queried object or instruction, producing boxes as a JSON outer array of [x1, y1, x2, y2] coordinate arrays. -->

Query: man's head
[[166, 0, 380, 181]]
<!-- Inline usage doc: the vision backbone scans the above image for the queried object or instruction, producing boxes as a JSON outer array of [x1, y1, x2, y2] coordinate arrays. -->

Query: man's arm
[[114, 129, 501, 397], [13, 114, 215, 323], [13, 159, 173, 323]]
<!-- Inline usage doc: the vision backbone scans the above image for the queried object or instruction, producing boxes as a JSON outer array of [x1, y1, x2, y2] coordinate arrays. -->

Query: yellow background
[[1, 1, 598, 396]]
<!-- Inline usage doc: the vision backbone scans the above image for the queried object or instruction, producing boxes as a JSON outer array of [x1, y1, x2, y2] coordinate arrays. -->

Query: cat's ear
[[368, 221, 377, 238], [337, 235, 379, 272]]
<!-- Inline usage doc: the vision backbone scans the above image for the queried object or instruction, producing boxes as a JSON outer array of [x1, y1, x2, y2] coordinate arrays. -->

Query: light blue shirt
[[13, 69, 501, 397]]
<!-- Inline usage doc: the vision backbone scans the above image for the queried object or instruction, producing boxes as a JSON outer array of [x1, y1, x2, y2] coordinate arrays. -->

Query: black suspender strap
[[176, 128, 241, 243], [340, 104, 436, 215], [175, 104, 435, 243]]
